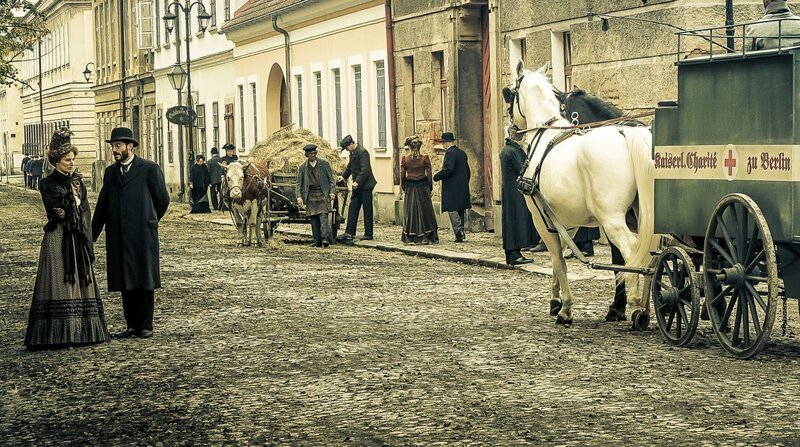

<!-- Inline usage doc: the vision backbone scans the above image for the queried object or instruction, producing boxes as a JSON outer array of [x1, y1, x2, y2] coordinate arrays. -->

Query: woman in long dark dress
[[25, 130, 111, 349], [190, 154, 212, 213], [401, 136, 439, 244]]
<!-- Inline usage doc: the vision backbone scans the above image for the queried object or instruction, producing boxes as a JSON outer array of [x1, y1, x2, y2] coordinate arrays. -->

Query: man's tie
[[121, 163, 131, 176]]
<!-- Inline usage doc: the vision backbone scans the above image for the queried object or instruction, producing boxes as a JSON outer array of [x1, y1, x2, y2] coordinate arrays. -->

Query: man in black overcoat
[[500, 128, 536, 265], [21, 154, 30, 188], [337, 134, 377, 241], [206, 147, 223, 210], [92, 127, 170, 339], [433, 132, 471, 242], [29, 155, 44, 190]]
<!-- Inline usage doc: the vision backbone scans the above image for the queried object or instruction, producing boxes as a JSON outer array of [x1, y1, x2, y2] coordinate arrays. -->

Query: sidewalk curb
[[182, 213, 606, 280]]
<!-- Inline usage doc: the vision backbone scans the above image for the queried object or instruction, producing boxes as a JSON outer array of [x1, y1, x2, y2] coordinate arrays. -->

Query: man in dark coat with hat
[[21, 154, 30, 188], [206, 147, 223, 211], [218, 143, 238, 211], [500, 127, 536, 265], [29, 155, 44, 190], [92, 126, 170, 339], [296, 144, 337, 247], [337, 134, 377, 241], [433, 132, 471, 242]]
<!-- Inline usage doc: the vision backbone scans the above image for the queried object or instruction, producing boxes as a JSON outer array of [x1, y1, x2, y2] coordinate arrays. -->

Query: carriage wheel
[[703, 193, 778, 359], [652, 247, 700, 346]]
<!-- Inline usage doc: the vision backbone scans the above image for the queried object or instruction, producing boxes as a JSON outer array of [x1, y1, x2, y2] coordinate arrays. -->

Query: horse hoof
[[555, 315, 573, 327], [631, 310, 650, 331], [549, 299, 562, 316], [605, 306, 627, 322]]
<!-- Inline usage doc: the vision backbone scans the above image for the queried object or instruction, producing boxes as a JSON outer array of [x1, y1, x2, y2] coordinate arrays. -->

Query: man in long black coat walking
[[206, 147, 223, 211], [92, 127, 170, 339], [433, 132, 471, 242], [21, 154, 30, 188], [500, 129, 537, 265]]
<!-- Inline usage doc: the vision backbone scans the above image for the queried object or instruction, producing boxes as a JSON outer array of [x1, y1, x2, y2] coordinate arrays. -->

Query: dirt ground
[[2, 184, 800, 446]]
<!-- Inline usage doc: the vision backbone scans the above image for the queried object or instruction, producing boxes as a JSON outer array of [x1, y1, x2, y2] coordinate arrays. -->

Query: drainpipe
[[272, 15, 292, 119], [386, 0, 399, 186]]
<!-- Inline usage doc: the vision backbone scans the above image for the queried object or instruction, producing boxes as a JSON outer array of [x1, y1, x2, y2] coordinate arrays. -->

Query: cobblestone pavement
[[3, 184, 800, 446]]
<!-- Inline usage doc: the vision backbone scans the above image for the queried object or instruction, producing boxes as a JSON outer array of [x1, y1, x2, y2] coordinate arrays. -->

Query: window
[[314, 72, 323, 137], [238, 84, 245, 149], [197, 104, 207, 156], [167, 125, 174, 163], [375, 60, 387, 148], [333, 68, 342, 143], [353, 64, 363, 145], [224, 0, 230, 21], [433, 51, 447, 132], [212, 101, 220, 148], [155, 0, 161, 47], [224, 103, 234, 145], [250, 82, 258, 143], [563, 32, 573, 91], [402, 56, 415, 134], [209, 0, 216, 28], [295, 74, 304, 128]]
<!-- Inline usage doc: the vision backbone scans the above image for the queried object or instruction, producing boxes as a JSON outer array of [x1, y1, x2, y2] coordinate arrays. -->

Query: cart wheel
[[703, 193, 778, 359], [652, 247, 700, 346]]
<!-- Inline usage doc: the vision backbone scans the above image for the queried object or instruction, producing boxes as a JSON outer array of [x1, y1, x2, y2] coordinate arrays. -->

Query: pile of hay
[[249, 127, 347, 174]]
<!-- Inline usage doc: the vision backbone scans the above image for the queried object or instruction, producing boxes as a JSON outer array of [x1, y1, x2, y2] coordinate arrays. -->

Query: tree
[[0, 0, 46, 87]]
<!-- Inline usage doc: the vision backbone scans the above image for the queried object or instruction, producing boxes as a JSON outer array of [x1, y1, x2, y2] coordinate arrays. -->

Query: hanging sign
[[166, 106, 197, 126]]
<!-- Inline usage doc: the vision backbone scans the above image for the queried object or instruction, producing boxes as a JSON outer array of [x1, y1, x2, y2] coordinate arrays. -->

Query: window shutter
[[137, 1, 154, 50]]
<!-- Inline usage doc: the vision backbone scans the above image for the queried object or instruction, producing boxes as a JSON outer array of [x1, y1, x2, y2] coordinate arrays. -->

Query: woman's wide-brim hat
[[105, 127, 139, 147]]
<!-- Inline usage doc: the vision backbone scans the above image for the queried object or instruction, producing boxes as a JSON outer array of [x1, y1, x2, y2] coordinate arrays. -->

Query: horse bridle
[[225, 165, 268, 201]]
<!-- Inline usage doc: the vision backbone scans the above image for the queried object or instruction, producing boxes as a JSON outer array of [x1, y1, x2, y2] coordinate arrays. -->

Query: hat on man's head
[[211, 147, 219, 155], [440, 132, 456, 142], [223, 143, 235, 151], [106, 127, 139, 147], [303, 144, 318, 153], [340, 135, 354, 149]]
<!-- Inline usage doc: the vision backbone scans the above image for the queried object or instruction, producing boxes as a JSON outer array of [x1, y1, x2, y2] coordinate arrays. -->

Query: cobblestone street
[[4, 184, 800, 446]]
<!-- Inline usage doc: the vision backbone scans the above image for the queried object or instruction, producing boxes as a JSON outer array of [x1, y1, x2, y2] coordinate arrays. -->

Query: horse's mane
[[568, 89, 624, 119]]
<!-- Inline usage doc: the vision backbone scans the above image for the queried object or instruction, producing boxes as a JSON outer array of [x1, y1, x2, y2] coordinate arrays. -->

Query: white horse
[[220, 160, 270, 246], [507, 62, 660, 328]]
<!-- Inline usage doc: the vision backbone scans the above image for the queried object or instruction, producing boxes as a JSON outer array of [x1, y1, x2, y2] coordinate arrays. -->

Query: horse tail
[[623, 127, 659, 270]]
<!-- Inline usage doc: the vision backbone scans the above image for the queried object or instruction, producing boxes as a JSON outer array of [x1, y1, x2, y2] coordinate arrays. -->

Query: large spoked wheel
[[652, 247, 700, 346], [703, 193, 778, 359]]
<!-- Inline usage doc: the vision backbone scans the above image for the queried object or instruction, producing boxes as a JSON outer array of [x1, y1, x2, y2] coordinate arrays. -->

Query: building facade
[[222, 0, 396, 221], [19, 0, 96, 174]]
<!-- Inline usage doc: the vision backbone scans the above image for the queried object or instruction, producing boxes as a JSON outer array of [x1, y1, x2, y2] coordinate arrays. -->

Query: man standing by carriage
[[747, 0, 800, 50], [296, 144, 337, 247]]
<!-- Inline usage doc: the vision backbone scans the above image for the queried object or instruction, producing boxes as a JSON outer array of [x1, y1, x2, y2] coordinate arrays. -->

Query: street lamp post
[[163, 0, 211, 202]]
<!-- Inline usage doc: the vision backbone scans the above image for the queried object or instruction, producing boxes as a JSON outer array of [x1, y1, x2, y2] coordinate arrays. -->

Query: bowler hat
[[211, 147, 219, 155], [303, 144, 318, 153], [105, 127, 139, 147], [440, 132, 456, 142], [340, 135, 354, 149]]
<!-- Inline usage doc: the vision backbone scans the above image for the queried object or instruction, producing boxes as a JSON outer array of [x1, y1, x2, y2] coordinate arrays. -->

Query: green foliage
[[0, 0, 47, 86]]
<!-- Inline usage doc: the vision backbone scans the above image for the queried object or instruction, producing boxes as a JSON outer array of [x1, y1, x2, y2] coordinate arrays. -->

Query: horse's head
[[221, 161, 245, 200], [513, 61, 562, 129]]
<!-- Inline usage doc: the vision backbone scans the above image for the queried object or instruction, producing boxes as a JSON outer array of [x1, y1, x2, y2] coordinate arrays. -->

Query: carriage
[[647, 26, 800, 359], [261, 161, 349, 242]]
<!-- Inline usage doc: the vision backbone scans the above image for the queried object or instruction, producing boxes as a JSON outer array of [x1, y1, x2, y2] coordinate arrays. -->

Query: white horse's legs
[[601, 216, 646, 313]]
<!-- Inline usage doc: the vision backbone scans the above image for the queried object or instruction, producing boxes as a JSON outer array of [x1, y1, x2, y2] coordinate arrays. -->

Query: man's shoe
[[454, 237, 465, 243], [138, 330, 154, 338], [112, 328, 136, 339], [508, 257, 534, 266], [359, 235, 373, 241], [310, 242, 322, 247], [322, 241, 330, 248], [338, 233, 354, 242], [528, 243, 547, 253]]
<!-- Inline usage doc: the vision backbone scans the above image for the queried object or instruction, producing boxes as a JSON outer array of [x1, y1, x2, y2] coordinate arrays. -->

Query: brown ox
[[220, 160, 270, 246]]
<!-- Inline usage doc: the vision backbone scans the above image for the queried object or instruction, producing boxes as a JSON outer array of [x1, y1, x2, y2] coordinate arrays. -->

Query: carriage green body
[[654, 49, 800, 297]]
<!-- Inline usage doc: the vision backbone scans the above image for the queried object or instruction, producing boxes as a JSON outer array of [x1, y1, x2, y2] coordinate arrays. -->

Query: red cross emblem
[[724, 149, 736, 176]]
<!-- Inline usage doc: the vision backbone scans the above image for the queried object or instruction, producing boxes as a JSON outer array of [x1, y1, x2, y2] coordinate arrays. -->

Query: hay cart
[[646, 25, 800, 358], [261, 163, 348, 242]]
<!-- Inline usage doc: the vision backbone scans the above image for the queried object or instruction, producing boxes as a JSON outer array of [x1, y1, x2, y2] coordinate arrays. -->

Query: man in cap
[[21, 153, 30, 188], [433, 132, 471, 242], [221, 143, 239, 165], [92, 127, 170, 339], [747, 0, 800, 50], [337, 135, 377, 241], [206, 147, 223, 211], [296, 144, 337, 247]]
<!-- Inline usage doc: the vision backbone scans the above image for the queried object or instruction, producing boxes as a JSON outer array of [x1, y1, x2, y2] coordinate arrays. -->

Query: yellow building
[[222, 0, 396, 221]]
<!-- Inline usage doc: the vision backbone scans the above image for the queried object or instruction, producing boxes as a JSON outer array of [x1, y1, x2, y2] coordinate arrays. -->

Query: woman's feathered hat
[[46, 127, 77, 164]]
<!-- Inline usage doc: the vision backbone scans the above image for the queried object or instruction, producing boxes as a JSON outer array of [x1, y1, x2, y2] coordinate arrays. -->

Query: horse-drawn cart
[[261, 166, 348, 242], [648, 26, 800, 358]]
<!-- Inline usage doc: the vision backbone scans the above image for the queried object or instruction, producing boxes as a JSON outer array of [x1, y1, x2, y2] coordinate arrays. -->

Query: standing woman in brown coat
[[400, 136, 439, 244]]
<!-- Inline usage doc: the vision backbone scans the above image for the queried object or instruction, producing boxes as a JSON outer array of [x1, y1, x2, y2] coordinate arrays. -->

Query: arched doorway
[[266, 63, 289, 134]]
